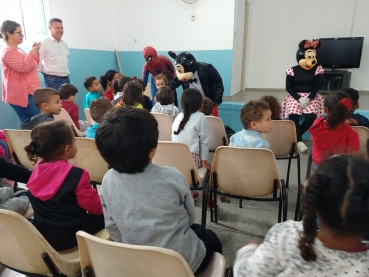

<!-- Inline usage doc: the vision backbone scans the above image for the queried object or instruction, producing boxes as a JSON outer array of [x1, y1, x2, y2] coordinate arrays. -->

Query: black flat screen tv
[[316, 37, 364, 69]]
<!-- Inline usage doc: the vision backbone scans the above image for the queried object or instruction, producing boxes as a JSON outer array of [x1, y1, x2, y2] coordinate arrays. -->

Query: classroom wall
[[244, 0, 369, 90]]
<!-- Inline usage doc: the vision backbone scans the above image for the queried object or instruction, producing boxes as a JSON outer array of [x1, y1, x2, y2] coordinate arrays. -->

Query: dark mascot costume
[[167, 51, 224, 116], [141, 46, 176, 104], [281, 39, 325, 153]]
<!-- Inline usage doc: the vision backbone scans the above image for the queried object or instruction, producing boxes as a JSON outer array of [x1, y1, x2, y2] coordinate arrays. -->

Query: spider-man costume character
[[142, 46, 175, 104]]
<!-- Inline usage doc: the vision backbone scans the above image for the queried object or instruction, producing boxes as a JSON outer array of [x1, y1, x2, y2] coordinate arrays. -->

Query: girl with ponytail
[[172, 88, 210, 171], [234, 155, 369, 276], [308, 91, 360, 166]]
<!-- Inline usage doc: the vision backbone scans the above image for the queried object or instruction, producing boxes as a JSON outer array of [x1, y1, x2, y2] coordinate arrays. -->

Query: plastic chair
[[84, 108, 97, 126], [68, 137, 109, 191], [209, 147, 287, 223], [77, 231, 226, 277], [54, 108, 86, 137], [206, 116, 229, 152], [352, 126, 369, 153], [4, 129, 35, 170], [151, 112, 172, 141], [0, 209, 80, 277], [152, 141, 208, 227]]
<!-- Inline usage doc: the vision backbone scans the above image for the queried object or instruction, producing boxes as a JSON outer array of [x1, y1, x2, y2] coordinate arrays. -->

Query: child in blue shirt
[[83, 76, 101, 109], [230, 100, 273, 148], [86, 97, 113, 139], [342, 88, 369, 128]]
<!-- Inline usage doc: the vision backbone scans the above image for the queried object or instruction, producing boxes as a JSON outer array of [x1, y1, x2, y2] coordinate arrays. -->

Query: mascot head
[[143, 46, 158, 62], [296, 39, 321, 70], [168, 51, 197, 82]]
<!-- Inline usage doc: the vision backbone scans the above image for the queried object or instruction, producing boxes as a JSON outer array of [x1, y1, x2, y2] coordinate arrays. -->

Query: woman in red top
[[99, 69, 122, 101], [0, 20, 41, 123]]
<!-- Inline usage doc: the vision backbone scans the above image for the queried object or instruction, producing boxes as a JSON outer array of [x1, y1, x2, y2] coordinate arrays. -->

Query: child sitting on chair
[[151, 86, 179, 122], [21, 88, 61, 130], [136, 78, 153, 112], [58, 84, 87, 132], [230, 100, 273, 148], [95, 107, 222, 274], [86, 97, 113, 139], [260, 95, 282, 120], [25, 121, 104, 251], [342, 88, 369, 128], [83, 76, 101, 109]]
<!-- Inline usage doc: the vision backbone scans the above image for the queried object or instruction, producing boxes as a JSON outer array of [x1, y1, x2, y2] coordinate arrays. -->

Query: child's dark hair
[[122, 81, 143, 107], [299, 155, 369, 262], [33, 88, 59, 108], [260, 95, 281, 120], [201, 97, 214, 116], [89, 97, 113, 123], [174, 88, 203, 135], [83, 76, 97, 90], [58, 84, 78, 100], [24, 121, 74, 164], [95, 107, 158, 174], [324, 91, 351, 130], [341, 88, 359, 112], [240, 100, 270, 129], [136, 79, 145, 91], [100, 70, 118, 91], [118, 76, 133, 92], [154, 74, 168, 84], [156, 86, 173, 105], [161, 70, 174, 82], [112, 79, 120, 96]]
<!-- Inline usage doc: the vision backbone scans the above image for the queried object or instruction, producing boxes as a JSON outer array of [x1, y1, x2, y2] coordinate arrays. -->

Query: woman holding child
[[0, 20, 41, 123]]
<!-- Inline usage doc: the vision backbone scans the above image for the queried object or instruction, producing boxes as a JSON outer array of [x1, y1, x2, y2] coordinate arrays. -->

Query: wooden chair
[[68, 137, 109, 191], [4, 129, 34, 170], [77, 230, 226, 277], [84, 108, 97, 126], [206, 116, 228, 152], [152, 141, 208, 227], [54, 108, 85, 137], [209, 147, 287, 223], [352, 126, 369, 153], [151, 112, 172, 141]]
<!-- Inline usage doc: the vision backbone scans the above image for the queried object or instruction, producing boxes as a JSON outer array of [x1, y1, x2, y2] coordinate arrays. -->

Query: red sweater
[[61, 100, 80, 130], [309, 117, 360, 166], [103, 89, 114, 101]]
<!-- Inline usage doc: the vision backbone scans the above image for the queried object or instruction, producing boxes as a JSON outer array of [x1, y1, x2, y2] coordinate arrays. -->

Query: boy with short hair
[[342, 88, 369, 128], [229, 100, 273, 148], [200, 97, 214, 116], [21, 88, 61, 130], [95, 107, 222, 274], [83, 76, 101, 109], [58, 84, 87, 131], [86, 97, 113, 139]]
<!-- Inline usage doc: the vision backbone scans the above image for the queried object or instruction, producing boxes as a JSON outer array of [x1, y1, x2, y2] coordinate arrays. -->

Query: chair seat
[[94, 229, 111, 240], [196, 252, 226, 277], [57, 246, 80, 260], [197, 168, 207, 186]]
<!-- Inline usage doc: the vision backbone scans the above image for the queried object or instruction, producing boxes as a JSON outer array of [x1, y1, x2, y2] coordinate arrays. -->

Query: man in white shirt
[[38, 18, 70, 90]]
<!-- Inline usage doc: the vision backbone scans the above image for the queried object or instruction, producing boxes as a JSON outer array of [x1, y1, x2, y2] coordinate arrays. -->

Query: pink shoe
[[191, 190, 200, 201]]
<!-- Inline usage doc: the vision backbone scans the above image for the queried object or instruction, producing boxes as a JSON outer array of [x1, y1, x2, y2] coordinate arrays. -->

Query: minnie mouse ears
[[298, 39, 321, 50]]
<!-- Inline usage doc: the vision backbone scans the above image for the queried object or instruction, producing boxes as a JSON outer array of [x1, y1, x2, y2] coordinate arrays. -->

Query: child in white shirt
[[151, 86, 179, 122]]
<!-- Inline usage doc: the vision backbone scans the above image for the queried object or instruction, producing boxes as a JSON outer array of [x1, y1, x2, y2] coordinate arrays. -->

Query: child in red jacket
[[25, 121, 104, 250], [309, 91, 360, 166]]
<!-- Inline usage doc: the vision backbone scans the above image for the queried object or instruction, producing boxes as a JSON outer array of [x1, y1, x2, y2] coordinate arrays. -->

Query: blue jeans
[[43, 74, 70, 91], [9, 94, 40, 123], [150, 76, 158, 105]]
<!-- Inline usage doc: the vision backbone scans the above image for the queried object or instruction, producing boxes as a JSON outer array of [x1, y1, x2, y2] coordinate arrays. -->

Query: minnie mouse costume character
[[281, 39, 324, 153], [142, 46, 176, 104], [167, 51, 224, 116]]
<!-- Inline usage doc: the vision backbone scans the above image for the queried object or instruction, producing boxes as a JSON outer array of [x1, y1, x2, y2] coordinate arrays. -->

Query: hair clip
[[30, 141, 39, 149], [305, 242, 311, 248], [339, 98, 351, 111]]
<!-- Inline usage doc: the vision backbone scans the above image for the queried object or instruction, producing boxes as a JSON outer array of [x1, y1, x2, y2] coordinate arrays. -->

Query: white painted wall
[[244, 0, 369, 90], [112, 0, 235, 51], [231, 0, 246, 95], [45, 0, 116, 50]]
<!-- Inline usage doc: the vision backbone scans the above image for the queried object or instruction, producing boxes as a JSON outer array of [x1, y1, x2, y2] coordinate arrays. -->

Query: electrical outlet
[[191, 13, 196, 21]]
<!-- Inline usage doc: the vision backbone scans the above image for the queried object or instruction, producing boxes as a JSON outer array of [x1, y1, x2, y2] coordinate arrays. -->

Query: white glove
[[299, 97, 311, 109]]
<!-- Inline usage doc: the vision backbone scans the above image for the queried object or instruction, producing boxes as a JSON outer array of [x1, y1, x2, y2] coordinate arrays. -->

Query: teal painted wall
[[0, 48, 119, 129]]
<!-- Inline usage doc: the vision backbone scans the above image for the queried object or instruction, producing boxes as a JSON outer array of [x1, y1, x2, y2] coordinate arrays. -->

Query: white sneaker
[[297, 142, 308, 154]]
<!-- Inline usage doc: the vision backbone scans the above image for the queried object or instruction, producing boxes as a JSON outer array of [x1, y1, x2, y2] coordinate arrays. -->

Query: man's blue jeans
[[43, 74, 70, 91], [9, 94, 40, 123]]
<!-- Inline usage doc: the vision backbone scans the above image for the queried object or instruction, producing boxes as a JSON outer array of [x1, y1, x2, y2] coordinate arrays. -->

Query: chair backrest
[[151, 112, 172, 141], [261, 120, 297, 157], [0, 210, 80, 276], [352, 126, 369, 153], [77, 231, 194, 277], [211, 147, 280, 197], [4, 129, 35, 169], [84, 108, 97, 126], [206, 116, 229, 151], [152, 141, 205, 187], [68, 137, 109, 184], [54, 108, 86, 137]]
